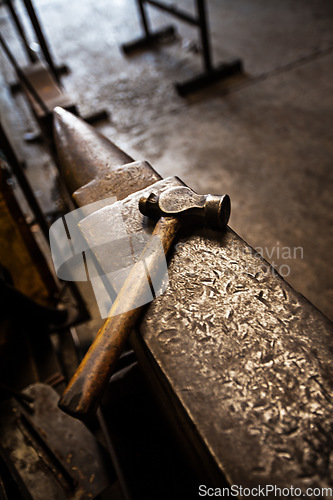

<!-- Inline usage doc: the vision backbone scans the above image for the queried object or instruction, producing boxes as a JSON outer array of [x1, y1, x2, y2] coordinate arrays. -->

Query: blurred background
[[1, 0, 332, 321]]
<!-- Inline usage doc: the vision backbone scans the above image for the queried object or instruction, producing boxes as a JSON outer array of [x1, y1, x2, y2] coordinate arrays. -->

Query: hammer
[[58, 184, 231, 419]]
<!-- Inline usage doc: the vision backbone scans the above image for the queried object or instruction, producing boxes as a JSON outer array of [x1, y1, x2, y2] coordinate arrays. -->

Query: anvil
[[53, 107, 333, 495]]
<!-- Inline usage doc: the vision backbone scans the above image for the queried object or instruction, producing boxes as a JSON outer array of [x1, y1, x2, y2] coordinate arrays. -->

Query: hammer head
[[139, 186, 231, 229]]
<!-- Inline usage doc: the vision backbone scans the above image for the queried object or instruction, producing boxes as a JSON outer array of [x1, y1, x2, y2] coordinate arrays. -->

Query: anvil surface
[[54, 109, 333, 496], [81, 177, 333, 493]]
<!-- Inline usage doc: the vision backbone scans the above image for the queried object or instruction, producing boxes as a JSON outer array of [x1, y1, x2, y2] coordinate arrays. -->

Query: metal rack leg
[[175, 59, 243, 96], [138, 0, 150, 36], [175, 0, 242, 96], [197, 0, 212, 71], [4, 0, 37, 63], [121, 0, 242, 95], [8, 0, 70, 94], [21, 0, 60, 84]]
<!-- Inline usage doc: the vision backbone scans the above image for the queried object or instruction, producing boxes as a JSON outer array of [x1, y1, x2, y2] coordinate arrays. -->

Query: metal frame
[[4, 0, 68, 90], [0, 121, 90, 324], [0, 33, 108, 142], [121, 0, 242, 95]]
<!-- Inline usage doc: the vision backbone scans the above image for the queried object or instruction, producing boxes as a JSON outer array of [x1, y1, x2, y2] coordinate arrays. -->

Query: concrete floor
[[0, 0, 332, 321]]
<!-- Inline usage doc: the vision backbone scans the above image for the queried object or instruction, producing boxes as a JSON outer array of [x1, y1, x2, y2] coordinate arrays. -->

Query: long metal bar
[[137, 0, 150, 36], [0, 123, 60, 298], [0, 118, 90, 321], [196, 0, 212, 71], [0, 160, 59, 297], [4, 0, 37, 63], [126, 0, 220, 91], [21, 0, 60, 84], [145, 0, 199, 26], [0, 122, 50, 240], [0, 34, 50, 116]]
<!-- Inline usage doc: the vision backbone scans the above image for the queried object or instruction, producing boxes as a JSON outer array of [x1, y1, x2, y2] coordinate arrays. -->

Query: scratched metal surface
[[53, 108, 161, 205], [73, 160, 161, 206], [142, 227, 333, 494], [79, 177, 333, 494]]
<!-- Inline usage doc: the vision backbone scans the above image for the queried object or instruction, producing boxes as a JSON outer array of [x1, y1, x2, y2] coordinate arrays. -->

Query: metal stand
[[4, 0, 69, 91], [121, 0, 242, 96], [0, 33, 75, 142], [0, 33, 108, 144]]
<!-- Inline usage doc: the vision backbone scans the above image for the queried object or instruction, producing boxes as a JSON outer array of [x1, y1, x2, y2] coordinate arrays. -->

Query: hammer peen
[[58, 185, 231, 419]]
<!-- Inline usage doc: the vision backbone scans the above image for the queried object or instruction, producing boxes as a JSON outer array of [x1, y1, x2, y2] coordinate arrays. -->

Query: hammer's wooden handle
[[58, 217, 181, 419]]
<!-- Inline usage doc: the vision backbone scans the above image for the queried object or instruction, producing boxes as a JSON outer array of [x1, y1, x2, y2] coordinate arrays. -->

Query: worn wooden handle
[[58, 217, 181, 419]]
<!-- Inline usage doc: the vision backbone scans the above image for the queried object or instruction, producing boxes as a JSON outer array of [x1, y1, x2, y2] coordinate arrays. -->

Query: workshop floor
[[1, 0, 332, 325]]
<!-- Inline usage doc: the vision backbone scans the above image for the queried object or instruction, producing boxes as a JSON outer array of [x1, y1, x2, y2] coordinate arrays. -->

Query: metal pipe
[[196, 0, 212, 71], [0, 33, 50, 115], [4, 0, 37, 63], [21, 0, 60, 84], [137, 0, 151, 36], [0, 160, 59, 297], [146, 0, 199, 26]]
